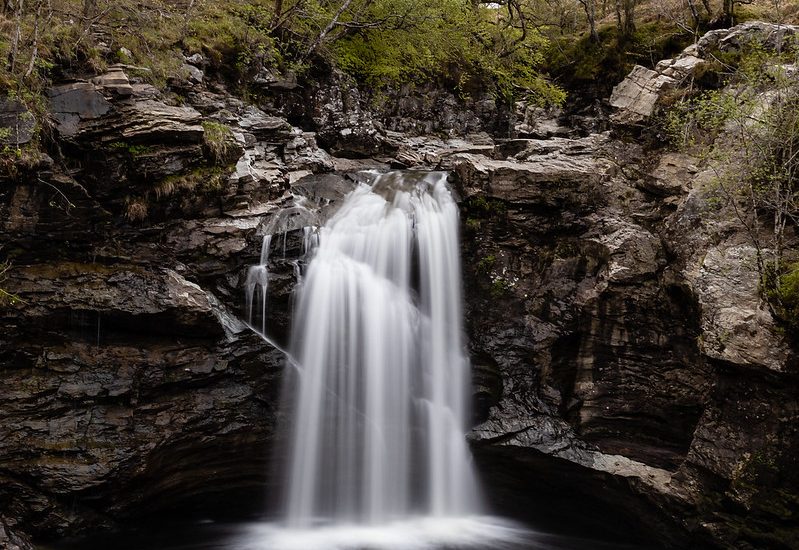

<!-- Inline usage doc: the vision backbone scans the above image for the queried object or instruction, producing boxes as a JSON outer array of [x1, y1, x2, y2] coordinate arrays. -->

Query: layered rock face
[[455, 22, 798, 549], [0, 64, 344, 544], [1, 22, 798, 550]]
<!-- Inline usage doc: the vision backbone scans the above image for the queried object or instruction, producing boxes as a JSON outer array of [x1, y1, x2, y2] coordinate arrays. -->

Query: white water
[[245, 234, 272, 336], [284, 171, 480, 528], [241, 171, 531, 549], [235, 516, 530, 550]]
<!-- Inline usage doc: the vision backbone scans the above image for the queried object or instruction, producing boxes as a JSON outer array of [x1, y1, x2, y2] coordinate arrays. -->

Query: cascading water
[[239, 171, 527, 550], [284, 171, 480, 527], [245, 235, 272, 336]]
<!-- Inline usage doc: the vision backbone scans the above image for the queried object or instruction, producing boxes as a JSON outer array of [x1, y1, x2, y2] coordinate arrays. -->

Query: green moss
[[107, 141, 155, 157], [476, 254, 496, 274], [469, 196, 507, 215], [490, 277, 513, 298], [764, 262, 799, 333], [465, 217, 481, 231], [554, 241, 579, 259]]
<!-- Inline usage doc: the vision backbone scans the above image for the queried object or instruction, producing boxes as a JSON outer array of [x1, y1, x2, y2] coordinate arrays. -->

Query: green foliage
[[1, 0, 562, 107], [184, 1, 279, 81], [201, 121, 235, 165], [763, 262, 799, 333], [330, 0, 563, 105]]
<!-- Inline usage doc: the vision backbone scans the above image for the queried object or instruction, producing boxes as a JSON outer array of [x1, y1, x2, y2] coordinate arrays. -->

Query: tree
[[614, 0, 636, 38], [577, 0, 599, 42]]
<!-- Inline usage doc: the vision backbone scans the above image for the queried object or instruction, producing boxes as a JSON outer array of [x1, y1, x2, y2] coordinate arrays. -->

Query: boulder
[[697, 21, 799, 55], [609, 65, 676, 125], [612, 22, 799, 126], [692, 244, 791, 371]]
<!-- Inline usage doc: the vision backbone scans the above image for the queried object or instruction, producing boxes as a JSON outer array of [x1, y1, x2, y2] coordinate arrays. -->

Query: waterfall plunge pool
[[52, 515, 653, 550]]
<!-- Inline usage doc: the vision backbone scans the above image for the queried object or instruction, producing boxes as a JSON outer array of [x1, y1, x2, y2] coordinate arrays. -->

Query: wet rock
[[5, 264, 234, 339], [453, 111, 796, 547], [48, 83, 113, 136]]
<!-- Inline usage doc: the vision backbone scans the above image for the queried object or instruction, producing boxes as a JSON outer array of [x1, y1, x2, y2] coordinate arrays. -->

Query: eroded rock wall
[[1, 22, 798, 550]]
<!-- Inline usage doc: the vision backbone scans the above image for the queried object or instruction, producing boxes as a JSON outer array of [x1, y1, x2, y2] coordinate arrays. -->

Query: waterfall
[[237, 171, 527, 549], [284, 171, 480, 526]]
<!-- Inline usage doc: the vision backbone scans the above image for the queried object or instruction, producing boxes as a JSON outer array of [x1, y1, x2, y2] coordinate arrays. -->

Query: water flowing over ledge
[[281, 171, 480, 526]]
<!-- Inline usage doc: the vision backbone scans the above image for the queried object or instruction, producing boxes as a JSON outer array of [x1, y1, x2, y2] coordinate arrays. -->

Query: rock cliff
[[1, 22, 797, 550]]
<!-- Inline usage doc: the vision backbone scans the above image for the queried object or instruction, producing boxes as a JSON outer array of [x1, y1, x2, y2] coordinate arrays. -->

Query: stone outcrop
[[453, 39, 798, 545], [609, 65, 679, 125], [610, 22, 799, 126]]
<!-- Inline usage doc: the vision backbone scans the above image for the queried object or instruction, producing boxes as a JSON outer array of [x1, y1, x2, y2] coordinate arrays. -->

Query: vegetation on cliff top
[[0, 1, 569, 105], [666, 43, 799, 332], [3, 0, 797, 113]]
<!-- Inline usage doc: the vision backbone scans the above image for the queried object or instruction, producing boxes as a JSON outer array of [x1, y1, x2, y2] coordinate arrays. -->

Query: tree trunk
[[723, 0, 734, 25], [273, 0, 284, 26], [579, 0, 600, 43], [686, 0, 700, 28], [9, 0, 23, 73], [83, 0, 95, 18], [304, 0, 356, 57], [623, 0, 636, 37]]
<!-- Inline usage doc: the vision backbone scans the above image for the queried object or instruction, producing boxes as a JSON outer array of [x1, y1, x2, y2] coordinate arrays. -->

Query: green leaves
[[316, 0, 563, 105]]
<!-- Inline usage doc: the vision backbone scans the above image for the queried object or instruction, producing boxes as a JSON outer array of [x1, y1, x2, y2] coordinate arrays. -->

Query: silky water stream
[[238, 171, 521, 549]]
